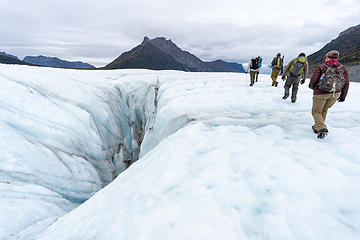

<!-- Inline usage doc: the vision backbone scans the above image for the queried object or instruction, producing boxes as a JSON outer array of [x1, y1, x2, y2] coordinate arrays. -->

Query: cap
[[326, 50, 339, 59]]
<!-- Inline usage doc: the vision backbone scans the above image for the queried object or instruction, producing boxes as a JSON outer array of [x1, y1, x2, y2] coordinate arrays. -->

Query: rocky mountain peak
[[141, 36, 150, 45]]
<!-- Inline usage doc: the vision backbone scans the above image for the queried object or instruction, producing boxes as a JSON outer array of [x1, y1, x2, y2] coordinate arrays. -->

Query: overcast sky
[[1, 0, 359, 67]]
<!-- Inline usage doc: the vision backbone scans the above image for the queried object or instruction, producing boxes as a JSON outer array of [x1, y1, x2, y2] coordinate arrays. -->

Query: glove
[[281, 75, 286, 81], [300, 79, 305, 85], [338, 97, 345, 102]]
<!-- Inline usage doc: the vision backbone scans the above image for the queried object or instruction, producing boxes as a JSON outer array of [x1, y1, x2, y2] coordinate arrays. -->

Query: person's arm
[[247, 61, 251, 73], [339, 67, 350, 101], [282, 58, 295, 78], [301, 61, 309, 84], [309, 65, 322, 89]]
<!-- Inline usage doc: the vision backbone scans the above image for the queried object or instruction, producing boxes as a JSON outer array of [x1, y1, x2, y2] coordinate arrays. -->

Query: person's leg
[[312, 94, 328, 131], [255, 71, 259, 82], [283, 76, 291, 99], [291, 77, 300, 102], [322, 92, 341, 121], [271, 69, 280, 86], [271, 69, 276, 86], [250, 71, 255, 86]]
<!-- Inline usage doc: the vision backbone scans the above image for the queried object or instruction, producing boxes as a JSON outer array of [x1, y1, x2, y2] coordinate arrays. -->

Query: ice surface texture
[[0, 65, 156, 238], [0, 65, 359, 239]]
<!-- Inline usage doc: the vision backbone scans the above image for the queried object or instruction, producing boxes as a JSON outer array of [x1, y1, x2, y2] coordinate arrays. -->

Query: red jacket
[[309, 62, 349, 100]]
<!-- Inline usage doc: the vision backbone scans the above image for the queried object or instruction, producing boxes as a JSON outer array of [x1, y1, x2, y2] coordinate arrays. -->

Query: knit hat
[[326, 50, 339, 59], [277, 53, 281, 57]]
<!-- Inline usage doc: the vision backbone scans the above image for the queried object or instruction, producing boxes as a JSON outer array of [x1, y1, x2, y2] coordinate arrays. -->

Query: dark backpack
[[317, 64, 346, 92], [289, 56, 306, 76], [250, 58, 259, 70]]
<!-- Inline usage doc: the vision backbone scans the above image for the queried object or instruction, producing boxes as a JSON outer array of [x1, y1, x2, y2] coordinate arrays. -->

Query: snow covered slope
[[1, 64, 360, 239]]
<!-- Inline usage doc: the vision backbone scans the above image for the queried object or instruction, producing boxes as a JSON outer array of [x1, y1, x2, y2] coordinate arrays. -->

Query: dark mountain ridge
[[0, 51, 19, 60], [0, 53, 30, 66], [23, 56, 95, 69], [308, 23, 360, 82], [105, 37, 246, 73]]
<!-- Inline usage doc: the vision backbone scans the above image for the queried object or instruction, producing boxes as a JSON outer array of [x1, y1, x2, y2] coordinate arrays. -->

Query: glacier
[[0, 64, 359, 239]]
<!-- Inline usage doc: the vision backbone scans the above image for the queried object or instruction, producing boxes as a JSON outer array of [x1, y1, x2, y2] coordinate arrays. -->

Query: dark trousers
[[250, 70, 258, 85], [284, 75, 300, 100]]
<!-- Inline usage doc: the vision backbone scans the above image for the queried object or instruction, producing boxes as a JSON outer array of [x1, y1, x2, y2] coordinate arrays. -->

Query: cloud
[[0, 0, 359, 67]]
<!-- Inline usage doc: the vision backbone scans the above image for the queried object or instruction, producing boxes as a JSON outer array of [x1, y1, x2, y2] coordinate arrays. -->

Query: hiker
[[248, 57, 260, 86], [271, 53, 283, 87], [255, 56, 262, 82], [308, 50, 349, 139], [281, 53, 308, 103]]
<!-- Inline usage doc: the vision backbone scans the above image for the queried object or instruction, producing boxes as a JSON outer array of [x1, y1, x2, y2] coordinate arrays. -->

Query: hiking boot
[[291, 99, 296, 103], [275, 82, 278, 87], [249, 83, 253, 86], [312, 126, 319, 134], [317, 129, 328, 139], [282, 95, 289, 99]]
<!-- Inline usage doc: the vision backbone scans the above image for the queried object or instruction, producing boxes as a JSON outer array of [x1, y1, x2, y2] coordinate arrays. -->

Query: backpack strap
[[336, 64, 343, 70], [322, 63, 330, 69]]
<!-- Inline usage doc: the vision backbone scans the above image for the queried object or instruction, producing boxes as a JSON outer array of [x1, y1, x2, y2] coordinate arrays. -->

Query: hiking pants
[[250, 70, 258, 85], [271, 69, 280, 86], [255, 71, 259, 82], [311, 92, 341, 131], [284, 75, 300, 101]]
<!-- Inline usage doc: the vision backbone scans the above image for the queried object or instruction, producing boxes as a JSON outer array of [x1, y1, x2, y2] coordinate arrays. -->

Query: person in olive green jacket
[[281, 53, 308, 103], [271, 53, 283, 87]]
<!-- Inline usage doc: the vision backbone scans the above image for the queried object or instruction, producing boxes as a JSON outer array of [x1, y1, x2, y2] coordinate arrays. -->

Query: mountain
[[140, 36, 213, 71], [23, 55, 95, 69], [0, 53, 30, 65], [1, 64, 359, 239], [105, 42, 190, 71], [205, 59, 240, 72], [224, 61, 246, 73], [105, 36, 245, 73], [0, 51, 19, 60], [308, 23, 360, 82]]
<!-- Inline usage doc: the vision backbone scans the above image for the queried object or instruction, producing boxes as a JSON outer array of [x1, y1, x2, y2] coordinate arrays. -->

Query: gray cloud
[[1, 0, 359, 67]]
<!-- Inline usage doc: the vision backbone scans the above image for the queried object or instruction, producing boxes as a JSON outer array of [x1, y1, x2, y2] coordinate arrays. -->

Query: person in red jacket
[[308, 50, 350, 139]]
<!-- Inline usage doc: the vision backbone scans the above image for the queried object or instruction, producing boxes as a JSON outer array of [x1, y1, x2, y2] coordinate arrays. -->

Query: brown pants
[[271, 69, 280, 86], [311, 92, 340, 131]]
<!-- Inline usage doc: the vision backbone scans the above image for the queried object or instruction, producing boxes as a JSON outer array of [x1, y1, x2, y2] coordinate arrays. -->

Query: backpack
[[250, 58, 259, 70], [289, 56, 306, 76], [317, 64, 346, 92]]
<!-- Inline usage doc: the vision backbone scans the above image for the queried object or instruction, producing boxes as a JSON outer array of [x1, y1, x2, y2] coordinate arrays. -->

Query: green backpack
[[289, 56, 306, 76]]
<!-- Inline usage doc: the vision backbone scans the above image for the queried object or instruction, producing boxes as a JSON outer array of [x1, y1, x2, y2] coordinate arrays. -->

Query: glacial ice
[[0, 64, 359, 239]]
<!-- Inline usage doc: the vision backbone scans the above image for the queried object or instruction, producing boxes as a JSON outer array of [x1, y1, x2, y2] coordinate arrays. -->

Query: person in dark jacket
[[248, 57, 260, 86], [271, 53, 283, 87], [255, 56, 262, 82], [308, 50, 349, 139]]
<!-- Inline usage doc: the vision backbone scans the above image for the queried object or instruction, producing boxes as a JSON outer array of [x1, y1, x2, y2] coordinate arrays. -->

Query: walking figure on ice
[[248, 56, 260, 86], [255, 56, 262, 82], [309, 50, 349, 139], [271, 53, 283, 87], [281, 53, 308, 103]]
